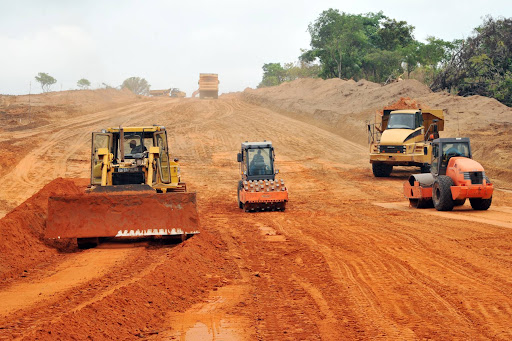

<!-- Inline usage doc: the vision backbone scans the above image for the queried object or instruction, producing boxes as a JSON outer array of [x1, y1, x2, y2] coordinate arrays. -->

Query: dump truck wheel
[[469, 197, 492, 210], [372, 163, 393, 177], [453, 199, 466, 206], [77, 237, 99, 249], [432, 176, 454, 211], [420, 164, 430, 173], [237, 181, 244, 209]]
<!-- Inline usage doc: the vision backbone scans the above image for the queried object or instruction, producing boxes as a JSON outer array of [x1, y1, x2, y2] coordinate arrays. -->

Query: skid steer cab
[[237, 141, 288, 212], [404, 137, 493, 211], [46, 126, 199, 249]]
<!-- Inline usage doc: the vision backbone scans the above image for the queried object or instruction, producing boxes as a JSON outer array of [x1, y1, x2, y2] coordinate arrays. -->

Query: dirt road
[[1, 96, 512, 340]]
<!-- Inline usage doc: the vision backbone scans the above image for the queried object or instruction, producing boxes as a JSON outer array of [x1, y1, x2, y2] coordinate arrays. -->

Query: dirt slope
[[0, 90, 511, 340], [242, 78, 512, 186]]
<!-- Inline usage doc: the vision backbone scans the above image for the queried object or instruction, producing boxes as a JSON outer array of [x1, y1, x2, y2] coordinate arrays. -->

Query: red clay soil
[[382, 96, 423, 111], [0, 178, 88, 282], [0, 87, 511, 340]]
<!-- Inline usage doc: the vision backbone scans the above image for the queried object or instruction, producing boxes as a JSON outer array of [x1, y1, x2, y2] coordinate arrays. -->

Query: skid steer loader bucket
[[45, 190, 199, 239]]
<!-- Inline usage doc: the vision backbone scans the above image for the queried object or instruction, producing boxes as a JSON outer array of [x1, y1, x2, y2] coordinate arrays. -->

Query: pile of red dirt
[[0, 178, 88, 282], [29, 229, 239, 340], [382, 97, 424, 111]]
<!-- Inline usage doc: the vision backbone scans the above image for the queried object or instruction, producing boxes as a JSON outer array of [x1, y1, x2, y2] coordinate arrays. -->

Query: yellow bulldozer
[[45, 126, 199, 248]]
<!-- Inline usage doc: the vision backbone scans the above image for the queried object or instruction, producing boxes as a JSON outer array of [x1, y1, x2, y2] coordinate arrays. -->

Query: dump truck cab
[[404, 137, 493, 211], [236, 141, 288, 212], [368, 108, 444, 177]]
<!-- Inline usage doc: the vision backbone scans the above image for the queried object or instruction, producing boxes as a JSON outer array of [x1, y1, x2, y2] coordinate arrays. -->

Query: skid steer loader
[[45, 126, 199, 248], [237, 141, 288, 212]]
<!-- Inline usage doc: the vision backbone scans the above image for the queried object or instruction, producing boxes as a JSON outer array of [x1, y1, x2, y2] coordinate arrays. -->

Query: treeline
[[259, 10, 512, 106], [34, 73, 151, 95]]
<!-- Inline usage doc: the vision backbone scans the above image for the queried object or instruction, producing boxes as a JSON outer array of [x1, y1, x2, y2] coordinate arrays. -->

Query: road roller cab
[[404, 138, 493, 211], [236, 141, 288, 212]]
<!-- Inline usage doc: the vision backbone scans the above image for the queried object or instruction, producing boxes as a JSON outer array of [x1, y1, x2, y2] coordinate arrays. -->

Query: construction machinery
[[195, 73, 219, 99], [149, 89, 171, 97], [170, 88, 186, 98], [404, 137, 493, 211], [45, 126, 199, 248], [368, 108, 445, 177], [237, 141, 288, 212]]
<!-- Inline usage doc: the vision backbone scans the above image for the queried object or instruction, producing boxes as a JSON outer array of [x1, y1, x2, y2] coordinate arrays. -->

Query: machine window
[[123, 134, 146, 158], [441, 142, 470, 167], [387, 114, 415, 129], [247, 148, 273, 176]]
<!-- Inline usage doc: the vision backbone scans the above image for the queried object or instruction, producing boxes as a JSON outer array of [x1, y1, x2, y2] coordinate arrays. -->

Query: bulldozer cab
[[238, 142, 275, 181], [431, 138, 472, 175], [90, 127, 173, 186]]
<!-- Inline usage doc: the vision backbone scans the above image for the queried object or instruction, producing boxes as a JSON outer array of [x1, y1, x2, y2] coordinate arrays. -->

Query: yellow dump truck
[[198, 73, 219, 99], [170, 88, 186, 98], [368, 108, 445, 177]]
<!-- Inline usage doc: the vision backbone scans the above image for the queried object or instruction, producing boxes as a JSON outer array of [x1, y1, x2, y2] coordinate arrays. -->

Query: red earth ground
[[0, 83, 511, 340]]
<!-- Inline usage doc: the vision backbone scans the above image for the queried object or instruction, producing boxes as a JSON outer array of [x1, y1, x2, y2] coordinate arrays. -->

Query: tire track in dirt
[[0, 245, 173, 340], [1, 95, 512, 340]]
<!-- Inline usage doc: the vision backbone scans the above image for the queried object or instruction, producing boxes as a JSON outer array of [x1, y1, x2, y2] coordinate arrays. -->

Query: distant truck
[[170, 88, 186, 98], [149, 89, 170, 97], [368, 108, 445, 177], [197, 73, 219, 99]]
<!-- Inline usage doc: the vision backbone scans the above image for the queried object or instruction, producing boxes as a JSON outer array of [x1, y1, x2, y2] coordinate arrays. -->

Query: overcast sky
[[1, 0, 510, 96]]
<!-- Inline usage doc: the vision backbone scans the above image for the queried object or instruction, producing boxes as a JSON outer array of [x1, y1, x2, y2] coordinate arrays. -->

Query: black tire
[[77, 237, 99, 249], [432, 175, 454, 211], [453, 198, 466, 206], [372, 163, 393, 177], [470, 197, 492, 210], [237, 180, 244, 209], [420, 164, 430, 173]]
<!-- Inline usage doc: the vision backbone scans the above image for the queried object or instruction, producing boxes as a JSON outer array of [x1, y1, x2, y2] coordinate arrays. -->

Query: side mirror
[[237, 153, 243, 162]]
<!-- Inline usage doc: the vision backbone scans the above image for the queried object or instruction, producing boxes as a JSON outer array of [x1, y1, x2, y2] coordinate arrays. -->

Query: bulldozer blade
[[46, 191, 199, 239]]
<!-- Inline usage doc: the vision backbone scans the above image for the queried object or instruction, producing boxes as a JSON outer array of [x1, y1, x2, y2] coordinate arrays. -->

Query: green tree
[[302, 9, 420, 82], [302, 9, 375, 79], [418, 37, 454, 69], [401, 42, 423, 78], [121, 77, 150, 95], [35, 72, 57, 93], [362, 49, 402, 82], [77, 78, 91, 89], [257, 61, 321, 88], [375, 18, 415, 50], [258, 63, 286, 87], [433, 16, 512, 105]]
